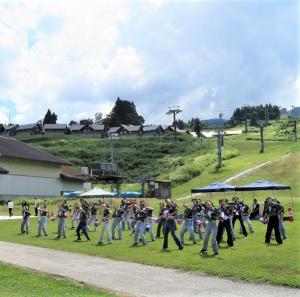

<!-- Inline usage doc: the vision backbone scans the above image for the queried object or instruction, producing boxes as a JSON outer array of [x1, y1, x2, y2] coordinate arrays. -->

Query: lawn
[[0, 153, 299, 288], [0, 263, 117, 297]]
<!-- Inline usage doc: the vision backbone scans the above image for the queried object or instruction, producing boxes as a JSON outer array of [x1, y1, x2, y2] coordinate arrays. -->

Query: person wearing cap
[[98, 204, 112, 245], [56, 202, 68, 239], [111, 205, 125, 240], [180, 203, 197, 245], [231, 197, 247, 237], [162, 199, 183, 251], [133, 204, 147, 246], [21, 205, 31, 234], [37, 205, 48, 237], [216, 199, 233, 247], [201, 200, 220, 256], [76, 207, 90, 241], [88, 203, 98, 227], [264, 198, 283, 244]]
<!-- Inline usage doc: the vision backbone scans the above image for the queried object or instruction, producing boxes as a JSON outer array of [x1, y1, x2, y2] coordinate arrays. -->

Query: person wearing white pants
[[98, 204, 112, 244]]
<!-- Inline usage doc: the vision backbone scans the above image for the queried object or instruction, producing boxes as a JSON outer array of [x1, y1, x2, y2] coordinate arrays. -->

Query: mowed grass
[[0, 153, 299, 288], [0, 263, 117, 297]]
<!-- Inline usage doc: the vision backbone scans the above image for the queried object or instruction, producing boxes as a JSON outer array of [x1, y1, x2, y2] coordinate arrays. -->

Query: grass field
[[0, 263, 117, 297], [0, 153, 299, 288]]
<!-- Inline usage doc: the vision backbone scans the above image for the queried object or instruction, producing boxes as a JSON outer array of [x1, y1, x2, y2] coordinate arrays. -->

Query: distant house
[[0, 125, 15, 136], [44, 124, 67, 135], [107, 126, 125, 137], [90, 124, 105, 137], [143, 125, 164, 136], [16, 124, 37, 136], [122, 125, 143, 136], [69, 124, 104, 137], [0, 136, 86, 200]]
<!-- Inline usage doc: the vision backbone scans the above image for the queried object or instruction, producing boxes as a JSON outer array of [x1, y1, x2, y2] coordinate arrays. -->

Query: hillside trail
[[0, 241, 298, 297], [176, 161, 271, 201]]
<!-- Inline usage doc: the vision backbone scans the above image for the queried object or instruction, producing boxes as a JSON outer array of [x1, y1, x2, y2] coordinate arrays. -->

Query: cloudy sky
[[0, 0, 299, 125]]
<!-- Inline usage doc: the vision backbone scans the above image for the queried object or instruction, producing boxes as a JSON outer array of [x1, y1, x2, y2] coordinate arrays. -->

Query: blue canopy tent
[[235, 180, 293, 204], [191, 182, 236, 199]]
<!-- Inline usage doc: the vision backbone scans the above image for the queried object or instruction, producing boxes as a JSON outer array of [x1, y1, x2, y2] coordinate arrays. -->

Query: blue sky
[[0, 0, 298, 125]]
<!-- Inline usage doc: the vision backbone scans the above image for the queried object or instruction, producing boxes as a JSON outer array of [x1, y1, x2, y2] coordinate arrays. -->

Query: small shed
[[148, 180, 171, 199]]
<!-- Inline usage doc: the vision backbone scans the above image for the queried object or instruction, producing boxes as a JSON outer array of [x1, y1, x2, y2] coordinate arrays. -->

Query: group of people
[[16, 195, 287, 255]]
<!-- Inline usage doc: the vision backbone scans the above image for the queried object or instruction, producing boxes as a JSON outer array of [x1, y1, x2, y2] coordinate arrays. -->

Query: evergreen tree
[[79, 119, 94, 125], [103, 97, 144, 127], [43, 109, 57, 125]]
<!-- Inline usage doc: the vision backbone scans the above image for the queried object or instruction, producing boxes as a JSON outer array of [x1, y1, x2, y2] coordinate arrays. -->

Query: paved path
[[177, 161, 271, 200], [0, 215, 23, 220], [0, 241, 298, 297]]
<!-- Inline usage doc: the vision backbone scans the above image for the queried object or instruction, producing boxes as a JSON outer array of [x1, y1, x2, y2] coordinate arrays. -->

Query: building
[[44, 124, 67, 135], [0, 137, 86, 200], [15, 124, 37, 136], [69, 124, 104, 137], [107, 126, 125, 137], [121, 125, 143, 136], [143, 125, 164, 136]]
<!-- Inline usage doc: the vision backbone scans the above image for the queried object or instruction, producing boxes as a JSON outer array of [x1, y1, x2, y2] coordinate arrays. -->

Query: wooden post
[[217, 129, 222, 168], [259, 122, 264, 153]]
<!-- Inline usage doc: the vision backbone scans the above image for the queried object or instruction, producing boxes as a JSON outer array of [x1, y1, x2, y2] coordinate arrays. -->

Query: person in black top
[[76, 207, 90, 241], [231, 197, 247, 237], [156, 202, 166, 238], [250, 199, 260, 220], [264, 198, 283, 244], [133, 204, 147, 246], [21, 206, 31, 234], [111, 206, 125, 240], [216, 199, 233, 247], [88, 203, 97, 226], [162, 199, 183, 251], [56, 202, 67, 239], [180, 203, 197, 245], [37, 205, 48, 236], [98, 204, 112, 244]]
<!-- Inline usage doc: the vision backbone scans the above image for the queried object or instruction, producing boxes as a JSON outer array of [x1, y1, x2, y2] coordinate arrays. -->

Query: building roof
[[0, 137, 71, 166], [3, 125, 15, 131], [16, 124, 36, 131], [90, 124, 104, 131], [143, 125, 162, 132], [122, 125, 142, 132], [0, 166, 9, 174], [69, 125, 85, 131], [44, 124, 67, 130], [108, 126, 122, 134]]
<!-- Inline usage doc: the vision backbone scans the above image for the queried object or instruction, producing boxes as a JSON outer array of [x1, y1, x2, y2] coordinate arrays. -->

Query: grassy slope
[[0, 153, 299, 287], [0, 263, 117, 297]]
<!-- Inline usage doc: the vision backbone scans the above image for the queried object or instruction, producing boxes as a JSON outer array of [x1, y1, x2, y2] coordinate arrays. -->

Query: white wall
[[0, 174, 82, 200]]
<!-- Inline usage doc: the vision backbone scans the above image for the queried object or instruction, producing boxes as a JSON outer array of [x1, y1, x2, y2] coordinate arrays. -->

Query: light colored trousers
[[111, 218, 122, 239], [279, 217, 287, 238], [57, 217, 67, 237], [38, 216, 47, 236], [202, 221, 218, 253], [71, 214, 79, 228], [88, 215, 96, 225], [145, 217, 155, 241], [134, 221, 147, 245], [241, 215, 254, 233], [180, 219, 196, 243], [99, 221, 112, 243], [21, 219, 29, 233]]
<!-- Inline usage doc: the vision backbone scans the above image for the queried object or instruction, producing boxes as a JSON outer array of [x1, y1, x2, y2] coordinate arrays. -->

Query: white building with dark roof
[[0, 137, 86, 200]]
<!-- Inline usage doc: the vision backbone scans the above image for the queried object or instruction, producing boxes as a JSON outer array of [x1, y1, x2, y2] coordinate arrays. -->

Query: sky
[[0, 0, 299, 125]]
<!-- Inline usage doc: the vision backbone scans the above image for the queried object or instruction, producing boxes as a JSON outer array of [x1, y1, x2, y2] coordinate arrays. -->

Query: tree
[[69, 120, 78, 126], [79, 118, 94, 125], [94, 112, 103, 124], [177, 119, 187, 130], [43, 109, 57, 125], [103, 97, 144, 127]]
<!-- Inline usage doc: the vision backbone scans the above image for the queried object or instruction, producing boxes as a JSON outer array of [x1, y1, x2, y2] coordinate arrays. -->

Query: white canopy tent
[[79, 187, 114, 198]]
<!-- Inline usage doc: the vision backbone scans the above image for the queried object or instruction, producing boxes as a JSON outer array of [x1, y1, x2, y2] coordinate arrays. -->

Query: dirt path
[[0, 241, 297, 297], [177, 161, 271, 201]]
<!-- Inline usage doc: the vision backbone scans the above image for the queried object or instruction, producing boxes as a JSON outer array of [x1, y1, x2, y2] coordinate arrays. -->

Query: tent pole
[[290, 189, 293, 206]]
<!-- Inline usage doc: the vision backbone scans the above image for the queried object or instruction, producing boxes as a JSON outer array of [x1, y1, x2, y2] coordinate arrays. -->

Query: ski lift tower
[[166, 106, 182, 142]]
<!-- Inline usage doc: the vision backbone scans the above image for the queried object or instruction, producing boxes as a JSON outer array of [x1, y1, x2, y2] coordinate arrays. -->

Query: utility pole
[[109, 133, 118, 163], [259, 121, 265, 153], [265, 104, 269, 123], [219, 112, 224, 146], [166, 106, 182, 142], [291, 106, 297, 142], [217, 129, 222, 168]]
